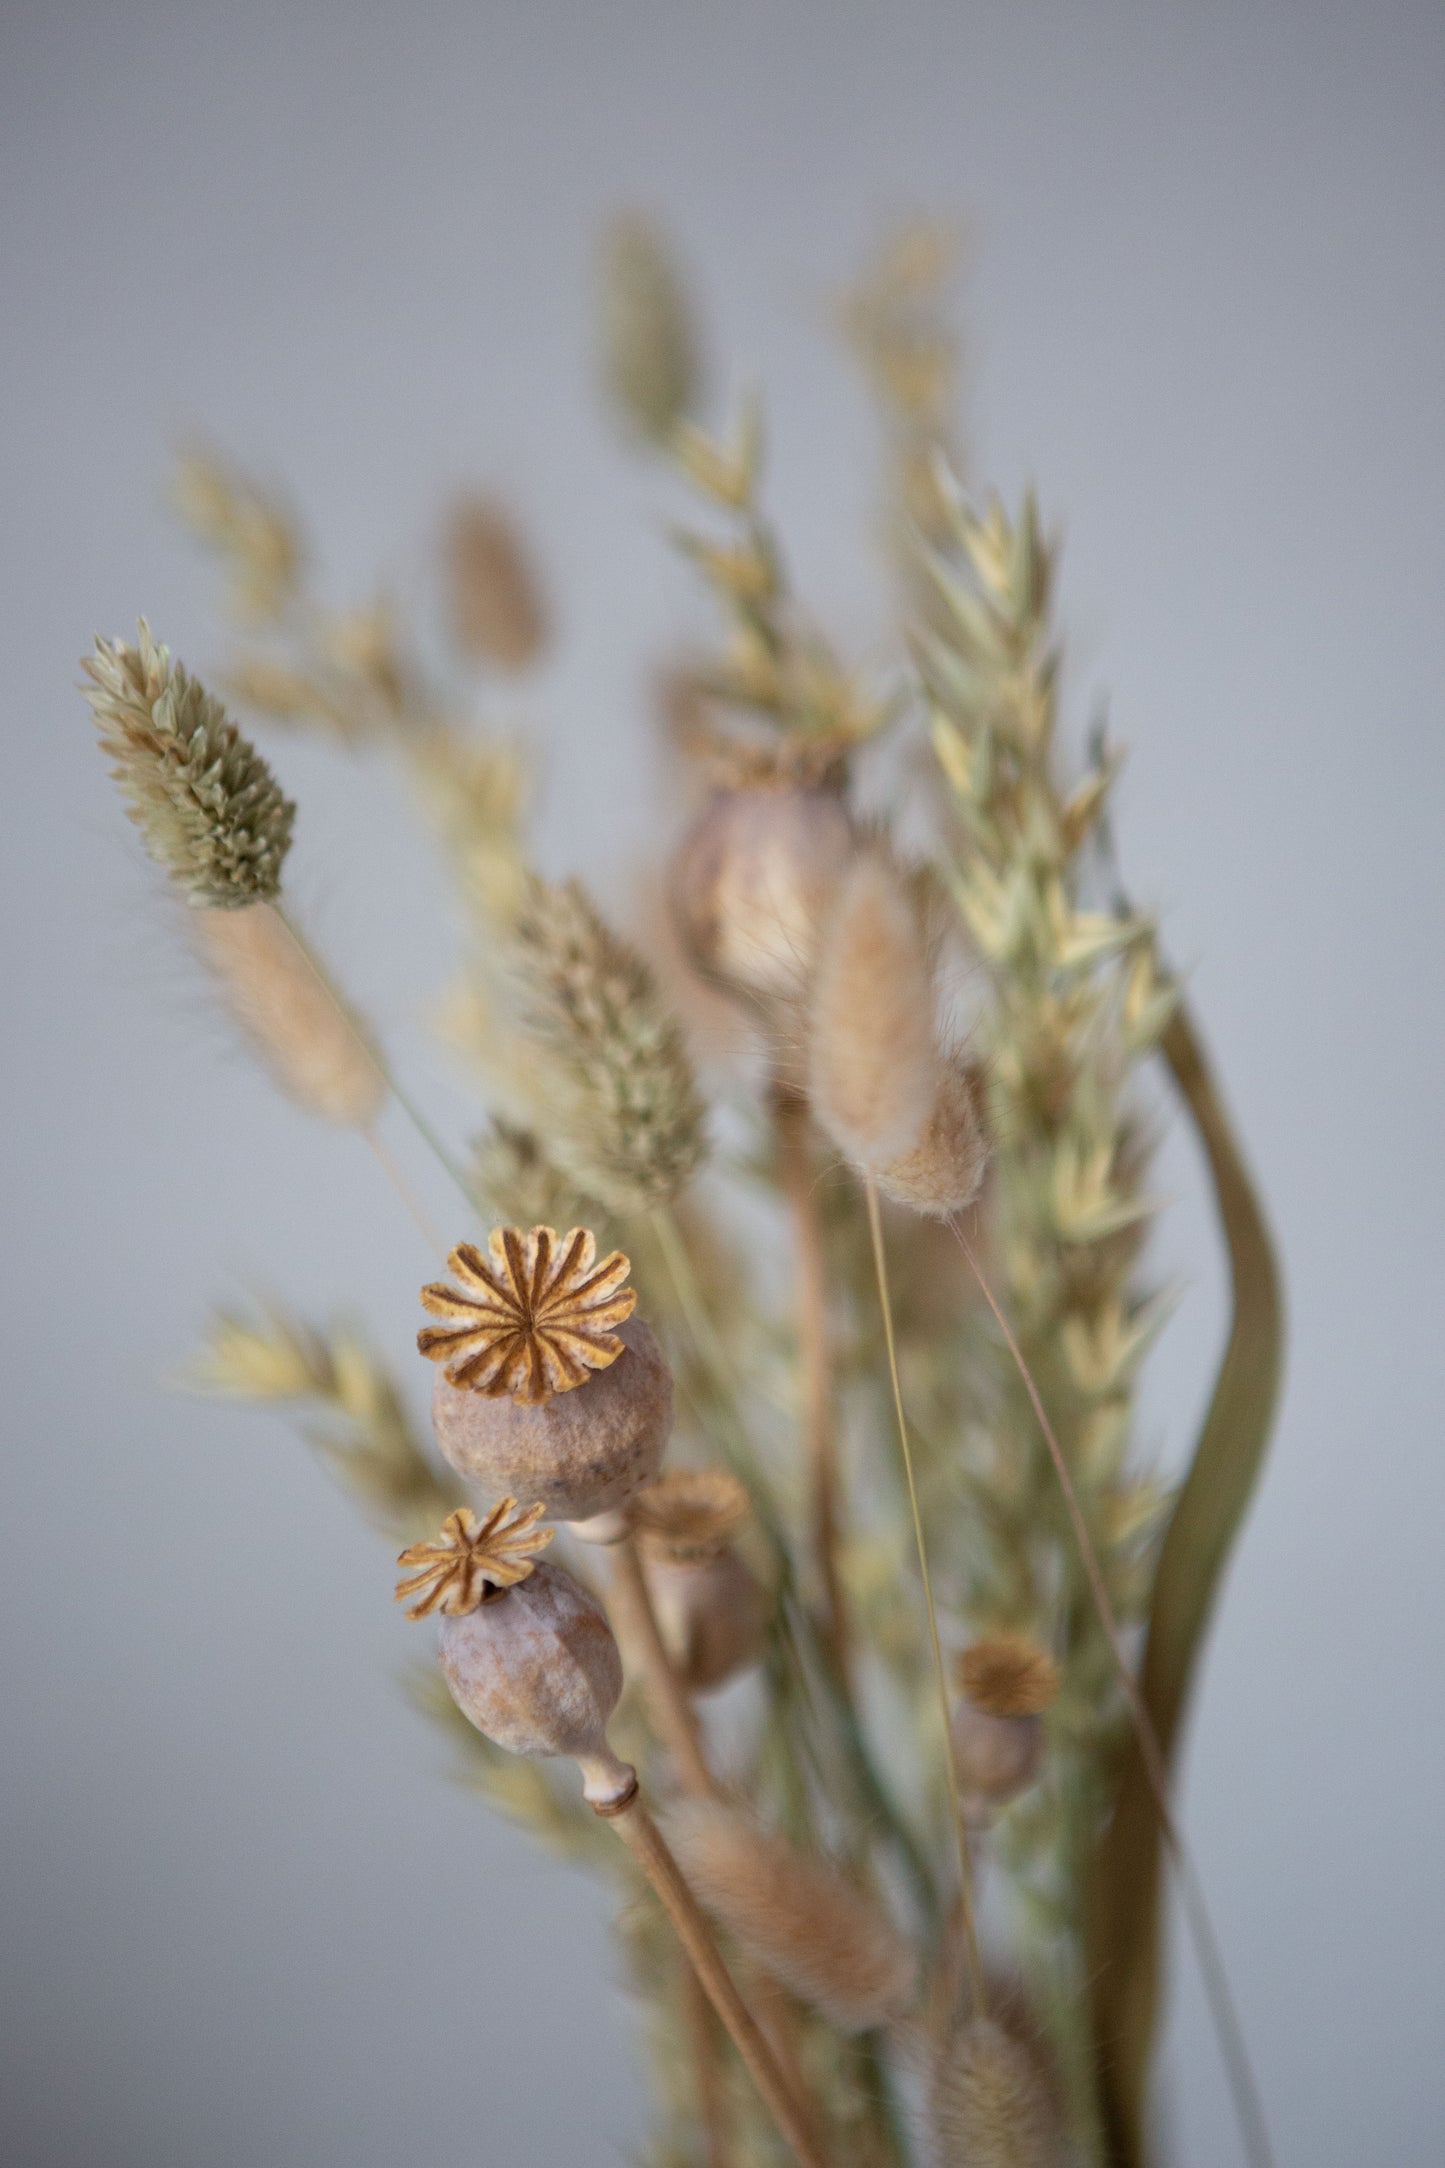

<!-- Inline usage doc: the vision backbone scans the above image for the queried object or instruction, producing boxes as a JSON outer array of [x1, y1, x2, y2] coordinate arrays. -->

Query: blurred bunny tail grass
[[82, 214, 1283, 2168]]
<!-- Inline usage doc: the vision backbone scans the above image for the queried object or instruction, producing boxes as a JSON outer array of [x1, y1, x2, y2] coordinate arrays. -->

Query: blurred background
[[3, 2, 1442, 2162]]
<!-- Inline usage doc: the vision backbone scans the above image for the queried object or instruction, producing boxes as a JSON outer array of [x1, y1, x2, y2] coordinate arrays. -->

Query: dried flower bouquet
[[86, 223, 1282, 2168]]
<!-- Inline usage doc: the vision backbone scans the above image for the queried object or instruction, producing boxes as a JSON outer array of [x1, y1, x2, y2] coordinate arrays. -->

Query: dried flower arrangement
[[87, 221, 1283, 2167]]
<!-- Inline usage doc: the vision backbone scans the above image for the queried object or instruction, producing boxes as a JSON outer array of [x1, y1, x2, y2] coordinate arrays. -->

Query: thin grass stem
[[864, 1175, 987, 2018]]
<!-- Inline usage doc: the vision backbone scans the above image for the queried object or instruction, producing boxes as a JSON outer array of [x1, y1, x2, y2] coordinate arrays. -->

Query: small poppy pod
[[433, 1315, 673, 1521], [950, 1703, 1045, 1822], [670, 784, 855, 1020], [641, 1545, 769, 1694], [439, 1560, 635, 1807], [950, 1633, 1059, 1820]]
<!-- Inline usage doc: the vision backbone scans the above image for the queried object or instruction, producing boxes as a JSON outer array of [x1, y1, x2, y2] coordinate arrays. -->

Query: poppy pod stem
[[607, 1531, 718, 1799], [600, 1787, 831, 2168]]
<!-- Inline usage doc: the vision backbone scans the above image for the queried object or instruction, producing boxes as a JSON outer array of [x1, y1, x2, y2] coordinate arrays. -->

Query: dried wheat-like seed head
[[84, 622, 295, 906], [172, 450, 301, 623], [197, 901, 386, 1127], [666, 1801, 916, 2033], [444, 497, 548, 671], [931, 2018, 1065, 2167], [510, 875, 707, 1212], [632, 1468, 750, 1559], [417, 1226, 636, 1405], [394, 1500, 553, 1618], [808, 852, 938, 1170], [958, 1634, 1060, 1718], [598, 214, 700, 445]]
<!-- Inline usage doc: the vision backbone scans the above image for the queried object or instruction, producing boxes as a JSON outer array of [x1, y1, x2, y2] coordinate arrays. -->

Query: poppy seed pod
[[433, 1315, 673, 1520], [671, 784, 855, 1019], [642, 1546, 768, 1694], [950, 1703, 1045, 1821], [440, 1562, 635, 1808], [417, 1228, 673, 1522], [633, 1466, 767, 1693], [950, 1633, 1059, 1820]]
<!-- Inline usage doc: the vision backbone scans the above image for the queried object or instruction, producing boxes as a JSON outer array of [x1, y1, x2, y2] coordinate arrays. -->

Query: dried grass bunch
[[86, 218, 1283, 2168]]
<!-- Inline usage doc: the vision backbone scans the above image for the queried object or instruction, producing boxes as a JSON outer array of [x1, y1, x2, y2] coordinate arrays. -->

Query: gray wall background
[[3, 3, 1442, 2162]]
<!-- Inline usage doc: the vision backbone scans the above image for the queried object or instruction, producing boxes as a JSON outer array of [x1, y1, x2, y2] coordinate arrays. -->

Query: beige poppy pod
[[634, 1467, 767, 1693], [437, 1562, 634, 1806], [394, 1512, 635, 1811], [641, 1548, 768, 1694], [671, 784, 855, 1019], [950, 1704, 1045, 1821], [876, 1050, 986, 1219], [418, 1228, 674, 1522], [950, 1634, 1060, 1820], [432, 1315, 672, 1520]]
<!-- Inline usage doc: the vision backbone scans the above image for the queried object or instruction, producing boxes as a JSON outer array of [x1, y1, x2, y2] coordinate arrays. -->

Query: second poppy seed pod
[[950, 1633, 1059, 1821], [632, 1468, 766, 1693], [671, 784, 855, 1021], [642, 1545, 768, 1694], [433, 1315, 673, 1520], [950, 1704, 1045, 1822], [439, 1561, 636, 1808]]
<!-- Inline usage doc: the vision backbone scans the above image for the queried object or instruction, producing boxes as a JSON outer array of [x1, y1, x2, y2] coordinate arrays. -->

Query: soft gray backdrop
[[3, 3, 1442, 2163]]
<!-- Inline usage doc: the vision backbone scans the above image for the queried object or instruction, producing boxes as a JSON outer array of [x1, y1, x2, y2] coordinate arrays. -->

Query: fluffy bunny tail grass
[[877, 1048, 986, 1217], [198, 901, 386, 1128], [931, 2018, 1066, 2167], [808, 853, 937, 1171], [665, 1800, 916, 2034]]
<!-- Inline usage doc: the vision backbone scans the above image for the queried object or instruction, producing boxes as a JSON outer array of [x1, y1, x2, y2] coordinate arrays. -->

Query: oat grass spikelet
[[666, 1801, 916, 2034], [394, 1500, 553, 1617], [84, 622, 294, 905], [808, 852, 938, 1170], [959, 1635, 1061, 1719], [418, 1225, 636, 1404]]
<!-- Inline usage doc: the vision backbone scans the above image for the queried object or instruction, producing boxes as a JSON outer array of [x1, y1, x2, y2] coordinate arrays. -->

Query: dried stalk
[[608, 1532, 717, 1800], [680, 1957, 732, 2168], [772, 1083, 849, 1680], [603, 1789, 831, 2168]]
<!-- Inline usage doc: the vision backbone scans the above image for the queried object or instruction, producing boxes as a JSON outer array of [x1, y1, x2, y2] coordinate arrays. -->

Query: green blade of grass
[[1089, 997, 1285, 2165]]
